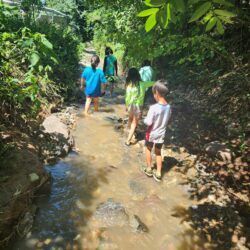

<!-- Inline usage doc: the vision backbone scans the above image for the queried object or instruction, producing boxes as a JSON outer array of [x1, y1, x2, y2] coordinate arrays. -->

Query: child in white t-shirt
[[142, 80, 171, 182]]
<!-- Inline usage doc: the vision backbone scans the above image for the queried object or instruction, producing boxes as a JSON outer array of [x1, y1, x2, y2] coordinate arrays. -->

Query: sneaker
[[125, 141, 131, 146], [153, 169, 161, 182], [142, 166, 153, 177]]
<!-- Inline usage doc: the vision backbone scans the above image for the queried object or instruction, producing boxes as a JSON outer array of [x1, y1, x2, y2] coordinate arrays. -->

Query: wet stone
[[95, 199, 129, 227], [129, 215, 148, 233], [98, 239, 119, 250], [129, 180, 147, 200]]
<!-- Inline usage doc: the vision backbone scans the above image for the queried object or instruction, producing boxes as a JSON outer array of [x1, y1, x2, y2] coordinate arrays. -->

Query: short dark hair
[[142, 59, 151, 67], [152, 80, 169, 97], [91, 55, 100, 70], [105, 47, 113, 55]]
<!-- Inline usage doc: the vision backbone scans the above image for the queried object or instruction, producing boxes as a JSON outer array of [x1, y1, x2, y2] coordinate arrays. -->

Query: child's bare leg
[[84, 97, 92, 115], [110, 82, 114, 97], [146, 145, 152, 169], [93, 97, 99, 112], [126, 116, 139, 144], [127, 112, 133, 130], [155, 147, 162, 176]]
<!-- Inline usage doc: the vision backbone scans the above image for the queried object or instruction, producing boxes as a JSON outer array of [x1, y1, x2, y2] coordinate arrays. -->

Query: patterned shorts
[[128, 104, 142, 117]]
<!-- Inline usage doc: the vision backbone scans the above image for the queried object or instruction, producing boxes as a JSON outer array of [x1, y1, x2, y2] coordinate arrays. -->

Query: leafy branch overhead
[[138, 0, 237, 34]]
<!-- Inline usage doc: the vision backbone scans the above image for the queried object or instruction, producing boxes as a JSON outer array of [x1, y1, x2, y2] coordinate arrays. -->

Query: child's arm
[[125, 86, 130, 107], [114, 59, 118, 76], [80, 77, 86, 91], [100, 71, 107, 95], [80, 69, 86, 91], [103, 57, 107, 73], [144, 106, 155, 126]]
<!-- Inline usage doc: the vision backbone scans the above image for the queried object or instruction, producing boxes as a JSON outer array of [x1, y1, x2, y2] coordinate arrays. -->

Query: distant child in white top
[[142, 80, 171, 182]]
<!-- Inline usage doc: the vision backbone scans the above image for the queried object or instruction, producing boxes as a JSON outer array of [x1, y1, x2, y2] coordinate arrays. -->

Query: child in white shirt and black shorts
[[142, 80, 171, 182]]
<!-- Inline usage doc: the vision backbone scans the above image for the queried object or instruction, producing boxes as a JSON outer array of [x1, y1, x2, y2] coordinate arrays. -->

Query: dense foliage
[[0, 2, 83, 128], [85, 0, 249, 69]]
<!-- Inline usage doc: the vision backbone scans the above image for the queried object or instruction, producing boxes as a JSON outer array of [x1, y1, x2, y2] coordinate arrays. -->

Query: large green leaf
[[22, 38, 33, 48], [173, 0, 185, 12], [205, 17, 217, 31], [29, 52, 40, 66], [138, 8, 159, 17], [216, 18, 224, 34], [189, 2, 212, 22], [217, 15, 233, 23], [188, 0, 199, 6], [212, 0, 234, 7], [145, 13, 157, 32], [169, 3, 177, 23], [41, 36, 53, 49], [144, 0, 164, 7], [214, 9, 236, 17], [157, 6, 168, 27], [151, 0, 165, 5]]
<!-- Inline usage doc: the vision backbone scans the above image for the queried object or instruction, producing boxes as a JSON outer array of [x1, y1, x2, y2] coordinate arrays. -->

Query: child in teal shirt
[[125, 68, 154, 145]]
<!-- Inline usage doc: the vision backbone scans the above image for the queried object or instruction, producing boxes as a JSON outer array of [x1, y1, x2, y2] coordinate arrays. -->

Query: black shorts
[[145, 140, 163, 150]]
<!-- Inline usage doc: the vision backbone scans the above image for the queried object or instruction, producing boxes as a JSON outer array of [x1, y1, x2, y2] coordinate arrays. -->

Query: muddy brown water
[[13, 94, 198, 250]]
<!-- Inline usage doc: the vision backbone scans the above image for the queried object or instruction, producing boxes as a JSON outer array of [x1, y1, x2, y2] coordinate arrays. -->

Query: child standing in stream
[[103, 47, 118, 97], [125, 68, 154, 146], [80, 55, 107, 115], [142, 80, 171, 182]]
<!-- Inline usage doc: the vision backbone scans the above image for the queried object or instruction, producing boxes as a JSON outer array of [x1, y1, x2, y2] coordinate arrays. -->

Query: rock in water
[[129, 215, 148, 233], [95, 199, 129, 227], [129, 180, 147, 200]]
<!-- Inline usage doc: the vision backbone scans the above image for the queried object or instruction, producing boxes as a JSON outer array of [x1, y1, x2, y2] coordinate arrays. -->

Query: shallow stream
[[13, 96, 196, 250]]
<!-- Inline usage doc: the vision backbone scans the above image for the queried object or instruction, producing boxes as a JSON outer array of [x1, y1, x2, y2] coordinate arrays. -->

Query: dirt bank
[[0, 105, 77, 249]]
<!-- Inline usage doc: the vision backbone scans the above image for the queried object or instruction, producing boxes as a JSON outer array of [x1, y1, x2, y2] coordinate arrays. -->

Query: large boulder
[[40, 114, 74, 161], [94, 199, 129, 227], [42, 114, 69, 140]]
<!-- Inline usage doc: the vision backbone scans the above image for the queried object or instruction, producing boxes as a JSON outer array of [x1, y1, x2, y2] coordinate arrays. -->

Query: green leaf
[[205, 17, 217, 31], [38, 65, 43, 72], [51, 56, 59, 64], [173, 0, 185, 12], [151, 0, 165, 5], [144, 0, 163, 7], [41, 37, 53, 49], [189, 2, 212, 22], [157, 6, 168, 27], [169, 3, 177, 23], [145, 13, 157, 32], [214, 9, 236, 17], [188, 0, 199, 6], [138, 8, 159, 17], [216, 18, 224, 34], [217, 15, 233, 23], [212, 0, 234, 7], [22, 39, 33, 48], [166, 3, 171, 27], [29, 52, 40, 67]]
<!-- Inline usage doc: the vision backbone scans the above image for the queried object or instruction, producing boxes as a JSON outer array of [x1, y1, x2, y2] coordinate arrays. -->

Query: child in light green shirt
[[125, 68, 154, 146]]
